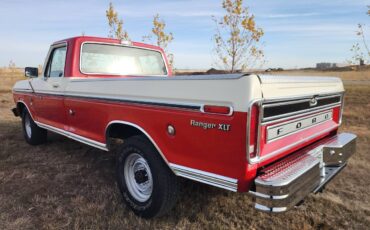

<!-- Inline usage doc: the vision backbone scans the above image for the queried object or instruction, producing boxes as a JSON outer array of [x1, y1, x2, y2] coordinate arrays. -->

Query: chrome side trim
[[169, 163, 238, 192], [35, 121, 108, 151], [105, 120, 173, 172]]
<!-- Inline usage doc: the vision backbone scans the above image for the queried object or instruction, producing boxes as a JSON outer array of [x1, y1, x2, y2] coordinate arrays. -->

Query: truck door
[[30, 43, 68, 130]]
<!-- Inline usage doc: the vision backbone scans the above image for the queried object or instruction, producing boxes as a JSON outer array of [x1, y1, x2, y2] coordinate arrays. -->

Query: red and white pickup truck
[[12, 36, 357, 218]]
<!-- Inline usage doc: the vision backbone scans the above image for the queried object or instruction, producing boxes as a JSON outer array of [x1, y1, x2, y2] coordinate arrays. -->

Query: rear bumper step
[[249, 132, 356, 213]]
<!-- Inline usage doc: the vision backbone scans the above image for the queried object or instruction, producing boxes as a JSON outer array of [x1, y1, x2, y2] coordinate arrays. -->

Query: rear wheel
[[21, 109, 47, 145], [116, 135, 179, 218]]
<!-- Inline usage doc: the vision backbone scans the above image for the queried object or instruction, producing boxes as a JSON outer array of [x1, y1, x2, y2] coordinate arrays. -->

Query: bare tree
[[356, 24, 370, 58], [349, 6, 369, 64], [106, 2, 129, 40], [143, 14, 174, 67], [213, 0, 264, 73], [8, 60, 16, 72], [349, 43, 366, 65]]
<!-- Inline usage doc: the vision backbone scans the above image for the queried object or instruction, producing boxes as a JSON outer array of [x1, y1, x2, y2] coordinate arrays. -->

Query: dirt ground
[[0, 70, 369, 229]]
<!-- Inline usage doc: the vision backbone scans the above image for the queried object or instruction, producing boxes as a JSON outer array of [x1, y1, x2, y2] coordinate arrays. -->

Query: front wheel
[[116, 135, 179, 218], [21, 109, 47, 145]]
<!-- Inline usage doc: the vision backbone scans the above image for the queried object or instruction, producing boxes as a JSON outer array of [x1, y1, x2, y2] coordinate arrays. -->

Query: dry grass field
[[0, 70, 369, 229]]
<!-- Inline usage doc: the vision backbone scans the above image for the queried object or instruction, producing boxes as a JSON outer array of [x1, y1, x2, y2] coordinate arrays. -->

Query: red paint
[[13, 36, 342, 193], [256, 107, 341, 168], [15, 92, 250, 188], [64, 96, 248, 181], [34, 94, 66, 130]]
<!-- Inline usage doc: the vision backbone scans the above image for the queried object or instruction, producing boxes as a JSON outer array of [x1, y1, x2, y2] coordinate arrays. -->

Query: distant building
[[316, 63, 337, 70]]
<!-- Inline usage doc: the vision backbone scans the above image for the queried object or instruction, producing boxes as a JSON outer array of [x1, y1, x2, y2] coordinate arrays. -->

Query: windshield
[[80, 43, 167, 76]]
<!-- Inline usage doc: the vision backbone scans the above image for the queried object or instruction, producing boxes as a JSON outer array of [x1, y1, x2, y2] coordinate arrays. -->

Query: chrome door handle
[[69, 109, 75, 116]]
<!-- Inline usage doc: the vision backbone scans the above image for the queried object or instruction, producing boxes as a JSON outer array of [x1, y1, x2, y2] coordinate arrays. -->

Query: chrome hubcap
[[25, 115, 32, 138], [124, 153, 153, 202]]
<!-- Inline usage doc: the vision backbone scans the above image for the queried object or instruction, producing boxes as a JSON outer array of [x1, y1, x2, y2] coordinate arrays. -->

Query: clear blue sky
[[0, 0, 369, 69]]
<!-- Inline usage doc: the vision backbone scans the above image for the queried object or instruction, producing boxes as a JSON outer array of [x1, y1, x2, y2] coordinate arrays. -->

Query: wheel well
[[106, 123, 143, 142], [105, 121, 172, 169], [17, 102, 26, 115]]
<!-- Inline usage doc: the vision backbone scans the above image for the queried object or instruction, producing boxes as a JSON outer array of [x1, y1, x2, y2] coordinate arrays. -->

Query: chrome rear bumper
[[249, 133, 357, 213]]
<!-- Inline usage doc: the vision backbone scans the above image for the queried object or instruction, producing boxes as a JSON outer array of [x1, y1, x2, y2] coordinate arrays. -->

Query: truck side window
[[45, 46, 67, 78]]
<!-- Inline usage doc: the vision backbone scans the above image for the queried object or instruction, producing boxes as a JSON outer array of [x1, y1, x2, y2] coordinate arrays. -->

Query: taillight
[[202, 105, 232, 115], [248, 103, 260, 159]]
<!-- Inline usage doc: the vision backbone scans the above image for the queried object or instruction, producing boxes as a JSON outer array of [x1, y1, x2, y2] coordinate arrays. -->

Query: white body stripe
[[13, 74, 344, 113]]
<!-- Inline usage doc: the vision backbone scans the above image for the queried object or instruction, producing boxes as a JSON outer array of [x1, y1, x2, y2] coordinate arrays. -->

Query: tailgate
[[248, 75, 344, 166]]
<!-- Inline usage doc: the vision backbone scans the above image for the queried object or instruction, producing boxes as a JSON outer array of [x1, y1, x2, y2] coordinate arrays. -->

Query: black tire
[[21, 109, 47, 145], [116, 135, 179, 218]]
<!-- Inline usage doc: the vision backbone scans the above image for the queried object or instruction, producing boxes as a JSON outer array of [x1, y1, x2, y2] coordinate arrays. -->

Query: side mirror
[[25, 67, 38, 78]]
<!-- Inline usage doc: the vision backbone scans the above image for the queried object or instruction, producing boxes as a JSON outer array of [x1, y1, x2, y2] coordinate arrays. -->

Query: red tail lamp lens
[[249, 104, 259, 159], [203, 105, 231, 115]]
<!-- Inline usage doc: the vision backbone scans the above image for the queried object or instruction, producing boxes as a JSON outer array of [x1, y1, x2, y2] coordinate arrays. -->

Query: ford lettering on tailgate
[[267, 111, 333, 141]]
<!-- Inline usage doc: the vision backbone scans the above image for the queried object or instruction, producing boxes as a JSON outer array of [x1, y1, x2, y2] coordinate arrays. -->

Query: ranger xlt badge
[[190, 120, 231, 131]]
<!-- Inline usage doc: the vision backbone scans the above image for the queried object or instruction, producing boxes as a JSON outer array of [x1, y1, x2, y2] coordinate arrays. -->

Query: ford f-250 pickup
[[12, 36, 357, 218]]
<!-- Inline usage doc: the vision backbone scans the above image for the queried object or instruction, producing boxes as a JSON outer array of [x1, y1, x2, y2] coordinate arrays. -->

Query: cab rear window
[[80, 43, 167, 76]]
